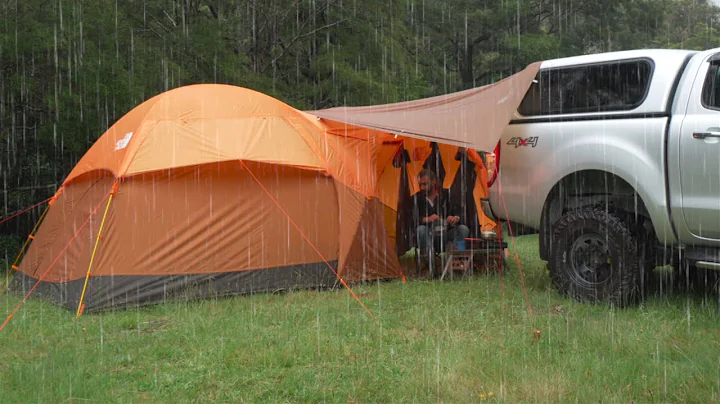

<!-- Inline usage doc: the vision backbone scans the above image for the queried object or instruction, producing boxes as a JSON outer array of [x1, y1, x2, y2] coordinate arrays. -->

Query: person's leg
[[416, 225, 436, 275], [416, 225, 433, 254], [451, 224, 470, 250]]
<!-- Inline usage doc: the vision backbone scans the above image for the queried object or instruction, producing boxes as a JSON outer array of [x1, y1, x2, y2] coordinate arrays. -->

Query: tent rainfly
[[10, 85, 404, 313]]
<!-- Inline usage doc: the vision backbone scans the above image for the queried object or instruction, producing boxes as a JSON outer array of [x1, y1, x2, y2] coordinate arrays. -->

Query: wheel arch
[[538, 169, 654, 261]]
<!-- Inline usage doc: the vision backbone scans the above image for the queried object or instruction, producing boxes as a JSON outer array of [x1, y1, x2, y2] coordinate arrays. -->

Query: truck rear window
[[518, 59, 653, 116], [701, 61, 720, 110]]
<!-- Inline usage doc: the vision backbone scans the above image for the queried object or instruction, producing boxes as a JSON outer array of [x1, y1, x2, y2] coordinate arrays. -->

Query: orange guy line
[[0, 190, 112, 332], [498, 176, 533, 319], [239, 160, 377, 322]]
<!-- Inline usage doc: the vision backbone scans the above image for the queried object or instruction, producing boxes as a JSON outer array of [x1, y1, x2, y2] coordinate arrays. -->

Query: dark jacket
[[411, 188, 462, 227]]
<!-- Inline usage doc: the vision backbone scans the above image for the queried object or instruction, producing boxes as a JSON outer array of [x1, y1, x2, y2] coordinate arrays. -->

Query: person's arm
[[445, 190, 462, 225], [411, 194, 420, 227], [451, 198, 463, 224], [415, 195, 438, 224]]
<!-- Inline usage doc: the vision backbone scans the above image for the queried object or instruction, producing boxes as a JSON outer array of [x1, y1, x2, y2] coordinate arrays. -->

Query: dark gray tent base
[[9, 261, 340, 313]]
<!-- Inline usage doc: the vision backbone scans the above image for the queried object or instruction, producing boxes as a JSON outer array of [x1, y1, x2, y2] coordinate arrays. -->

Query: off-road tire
[[549, 208, 642, 307], [634, 219, 659, 298]]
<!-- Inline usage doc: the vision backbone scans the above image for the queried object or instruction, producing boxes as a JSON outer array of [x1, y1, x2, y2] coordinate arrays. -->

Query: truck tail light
[[487, 140, 501, 188]]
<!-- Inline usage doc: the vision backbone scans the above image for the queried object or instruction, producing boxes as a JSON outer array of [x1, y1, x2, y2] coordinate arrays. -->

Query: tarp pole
[[76, 181, 118, 318]]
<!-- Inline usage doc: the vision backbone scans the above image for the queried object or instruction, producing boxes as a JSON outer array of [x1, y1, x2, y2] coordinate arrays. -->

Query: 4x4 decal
[[507, 136, 539, 148]]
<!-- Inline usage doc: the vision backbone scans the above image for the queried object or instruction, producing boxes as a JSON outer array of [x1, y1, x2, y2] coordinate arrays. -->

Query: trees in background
[[0, 0, 718, 252]]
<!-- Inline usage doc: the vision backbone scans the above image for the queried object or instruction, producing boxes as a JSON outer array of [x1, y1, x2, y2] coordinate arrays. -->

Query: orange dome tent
[[10, 84, 403, 313], [9, 62, 538, 314]]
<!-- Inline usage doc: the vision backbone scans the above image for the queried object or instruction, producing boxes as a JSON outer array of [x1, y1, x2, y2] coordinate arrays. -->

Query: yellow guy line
[[76, 184, 116, 318], [1, 204, 51, 291]]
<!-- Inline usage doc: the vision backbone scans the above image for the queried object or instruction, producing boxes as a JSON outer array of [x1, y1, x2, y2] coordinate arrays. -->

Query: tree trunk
[[459, 44, 474, 90]]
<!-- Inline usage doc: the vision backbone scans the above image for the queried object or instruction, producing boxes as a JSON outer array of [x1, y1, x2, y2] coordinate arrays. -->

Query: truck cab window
[[701, 61, 720, 110], [518, 60, 652, 116]]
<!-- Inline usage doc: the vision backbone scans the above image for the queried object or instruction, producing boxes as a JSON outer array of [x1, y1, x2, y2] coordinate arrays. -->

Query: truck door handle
[[692, 131, 720, 139]]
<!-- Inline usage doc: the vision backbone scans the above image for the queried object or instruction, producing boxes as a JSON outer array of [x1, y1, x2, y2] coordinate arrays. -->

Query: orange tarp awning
[[306, 62, 541, 152]]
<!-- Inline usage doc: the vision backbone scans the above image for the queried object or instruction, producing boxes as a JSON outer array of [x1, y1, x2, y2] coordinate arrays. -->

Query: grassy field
[[2, 233, 720, 403]]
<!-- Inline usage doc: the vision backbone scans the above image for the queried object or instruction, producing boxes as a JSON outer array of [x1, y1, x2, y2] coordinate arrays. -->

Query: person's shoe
[[481, 229, 497, 239]]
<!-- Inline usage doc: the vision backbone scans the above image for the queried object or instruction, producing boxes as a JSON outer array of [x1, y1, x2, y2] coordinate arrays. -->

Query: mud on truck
[[485, 47, 720, 306]]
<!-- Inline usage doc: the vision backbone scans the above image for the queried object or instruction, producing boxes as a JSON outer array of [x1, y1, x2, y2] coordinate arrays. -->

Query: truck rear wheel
[[549, 208, 642, 307]]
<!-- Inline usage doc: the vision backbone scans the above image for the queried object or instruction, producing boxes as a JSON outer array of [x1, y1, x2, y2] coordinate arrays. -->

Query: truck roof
[[541, 49, 699, 69]]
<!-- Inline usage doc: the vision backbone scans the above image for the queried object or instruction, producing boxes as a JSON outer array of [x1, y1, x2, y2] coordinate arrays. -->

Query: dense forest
[[0, 0, 719, 255]]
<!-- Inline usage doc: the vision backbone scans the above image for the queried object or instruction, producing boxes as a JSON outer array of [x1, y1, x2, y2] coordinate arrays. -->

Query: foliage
[[0, 0, 718, 238]]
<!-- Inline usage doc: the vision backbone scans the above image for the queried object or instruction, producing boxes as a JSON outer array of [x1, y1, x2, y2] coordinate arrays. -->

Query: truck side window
[[701, 61, 720, 111], [518, 59, 653, 116]]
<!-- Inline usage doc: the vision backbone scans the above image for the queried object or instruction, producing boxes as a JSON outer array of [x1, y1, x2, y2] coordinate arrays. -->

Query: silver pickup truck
[[486, 47, 720, 306]]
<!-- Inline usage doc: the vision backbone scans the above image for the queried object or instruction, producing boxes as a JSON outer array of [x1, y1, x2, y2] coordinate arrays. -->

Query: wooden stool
[[440, 250, 474, 280]]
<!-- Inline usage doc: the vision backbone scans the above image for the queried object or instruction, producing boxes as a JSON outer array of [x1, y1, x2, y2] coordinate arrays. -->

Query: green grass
[[2, 234, 720, 402]]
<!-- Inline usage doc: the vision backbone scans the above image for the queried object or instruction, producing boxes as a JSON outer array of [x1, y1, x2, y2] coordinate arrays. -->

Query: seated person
[[412, 169, 470, 258]]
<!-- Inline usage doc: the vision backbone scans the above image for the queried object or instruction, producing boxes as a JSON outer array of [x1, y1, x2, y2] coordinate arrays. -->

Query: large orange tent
[[9, 84, 403, 313], [8, 62, 538, 313]]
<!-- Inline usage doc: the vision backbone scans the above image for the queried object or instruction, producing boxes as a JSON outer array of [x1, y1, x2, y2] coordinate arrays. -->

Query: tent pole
[[76, 181, 117, 318], [1, 203, 52, 292]]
